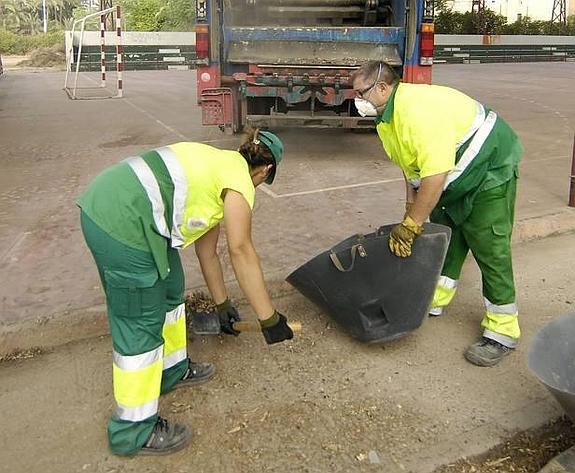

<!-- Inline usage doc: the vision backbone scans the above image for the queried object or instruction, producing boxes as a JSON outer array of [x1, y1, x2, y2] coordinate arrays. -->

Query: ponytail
[[238, 127, 276, 169]]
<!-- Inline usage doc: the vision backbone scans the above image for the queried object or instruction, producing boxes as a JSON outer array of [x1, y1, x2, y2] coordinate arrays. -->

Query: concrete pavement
[[1, 64, 574, 355]]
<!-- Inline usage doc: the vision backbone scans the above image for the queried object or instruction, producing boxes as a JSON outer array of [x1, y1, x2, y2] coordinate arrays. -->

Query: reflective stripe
[[484, 298, 518, 315], [444, 111, 498, 189], [163, 347, 188, 370], [116, 398, 158, 422], [163, 303, 187, 370], [165, 303, 185, 326], [113, 358, 162, 407], [113, 345, 163, 372], [481, 298, 520, 346], [126, 156, 170, 238], [430, 276, 459, 313], [438, 275, 458, 289], [429, 307, 443, 316], [156, 147, 188, 248], [456, 102, 485, 150], [483, 330, 519, 349]]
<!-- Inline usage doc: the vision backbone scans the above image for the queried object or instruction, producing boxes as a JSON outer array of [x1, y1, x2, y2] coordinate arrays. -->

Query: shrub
[[0, 30, 64, 55]]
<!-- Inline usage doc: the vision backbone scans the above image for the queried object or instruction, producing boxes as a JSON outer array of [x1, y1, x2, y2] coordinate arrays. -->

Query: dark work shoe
[[172, 359, 216, 391], [464, 337, 512, 367], [139, 417, 191, 456]]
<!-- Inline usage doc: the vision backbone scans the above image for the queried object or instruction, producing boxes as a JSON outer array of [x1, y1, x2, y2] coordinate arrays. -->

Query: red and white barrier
[[116, 5, 123, 98]]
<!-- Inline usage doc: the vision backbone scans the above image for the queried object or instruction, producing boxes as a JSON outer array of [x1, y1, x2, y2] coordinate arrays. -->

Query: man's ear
[[378, 81, 390, 94]]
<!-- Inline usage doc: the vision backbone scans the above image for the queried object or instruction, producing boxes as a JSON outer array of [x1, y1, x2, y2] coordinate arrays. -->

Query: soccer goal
[[64, 6, 123, 100]]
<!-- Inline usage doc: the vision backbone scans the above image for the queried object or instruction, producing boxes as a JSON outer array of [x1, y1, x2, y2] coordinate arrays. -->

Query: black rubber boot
[[138, 417, 191, 456]]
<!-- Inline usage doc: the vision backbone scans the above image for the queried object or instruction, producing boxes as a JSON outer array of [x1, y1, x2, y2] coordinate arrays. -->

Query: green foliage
[[435, 3, 575, 36], [0, 0, 80, 34], [120, 0, 167, 31], [1, 0, 195, 38], [500, 16, 575, 35], [161, 0, 195, 31], [0, 29, 63, 54], [118, 0, 195, 32]]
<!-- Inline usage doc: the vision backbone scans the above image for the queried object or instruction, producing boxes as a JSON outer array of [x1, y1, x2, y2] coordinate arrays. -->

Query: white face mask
[[354, 98, 378, 117]]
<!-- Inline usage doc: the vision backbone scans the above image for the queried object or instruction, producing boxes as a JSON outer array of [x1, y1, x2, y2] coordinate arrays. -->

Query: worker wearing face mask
[[351, 61, 523, 367]]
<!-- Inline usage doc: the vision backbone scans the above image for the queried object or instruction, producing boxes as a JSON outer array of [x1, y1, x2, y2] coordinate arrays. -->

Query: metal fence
[[435, 34, 575, 64]]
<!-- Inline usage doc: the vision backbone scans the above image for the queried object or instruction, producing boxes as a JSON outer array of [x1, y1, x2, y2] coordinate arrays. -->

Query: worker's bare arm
[[195, 225, 227, 305], [223, 190, 274, 320], [409, 172, 448, 225]]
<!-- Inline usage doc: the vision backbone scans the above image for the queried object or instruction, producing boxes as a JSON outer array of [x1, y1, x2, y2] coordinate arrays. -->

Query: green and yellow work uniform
[[376, 82, 523, 349], [77, 143, 256, 455]]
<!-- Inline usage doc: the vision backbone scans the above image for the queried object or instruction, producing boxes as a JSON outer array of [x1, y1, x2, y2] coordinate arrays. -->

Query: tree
[[0, 0, 80, 33], [162, 0, 195, 31], [118, 0, 194, 32]]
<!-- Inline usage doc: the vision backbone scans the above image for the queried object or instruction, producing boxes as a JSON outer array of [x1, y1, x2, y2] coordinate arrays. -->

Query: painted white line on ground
[[123, 99, 239, 145], [122, 98, 189, 141], [84, 73, 238, 145], [258, 185, 279, 198], [265, 155, 571, 200], [0, 232, 31, 264], [266, 178, 404, 199]]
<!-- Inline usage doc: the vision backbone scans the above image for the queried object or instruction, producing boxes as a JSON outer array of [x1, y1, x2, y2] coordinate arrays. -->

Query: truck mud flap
[[286, 223, 451, 344]]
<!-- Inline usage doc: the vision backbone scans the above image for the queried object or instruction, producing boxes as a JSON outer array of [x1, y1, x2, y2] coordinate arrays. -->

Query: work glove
[[259, 311, 294, 345], [216, 298, 241, 336], [388, 215, 424, 258]]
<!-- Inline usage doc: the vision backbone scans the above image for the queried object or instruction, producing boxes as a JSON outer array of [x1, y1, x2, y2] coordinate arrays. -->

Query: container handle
[[329, 236, 367, 273]]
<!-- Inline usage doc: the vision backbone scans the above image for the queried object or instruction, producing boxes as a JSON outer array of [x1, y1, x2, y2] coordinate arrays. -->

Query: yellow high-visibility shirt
[[376, 82, 481, 182], [169, 142, 255, 248]]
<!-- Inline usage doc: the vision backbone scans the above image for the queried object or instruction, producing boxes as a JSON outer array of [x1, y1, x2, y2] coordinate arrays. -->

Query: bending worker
[[352, 61, 523, 367], [77, 129, 293, 456]]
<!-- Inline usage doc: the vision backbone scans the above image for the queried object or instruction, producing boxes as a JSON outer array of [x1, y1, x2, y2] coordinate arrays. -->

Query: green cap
[[258, 130, 284, 184]]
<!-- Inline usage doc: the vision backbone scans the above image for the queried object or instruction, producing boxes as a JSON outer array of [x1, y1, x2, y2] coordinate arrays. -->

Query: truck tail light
[[196, 24, 210, 60], [420, 23, 434, 66]]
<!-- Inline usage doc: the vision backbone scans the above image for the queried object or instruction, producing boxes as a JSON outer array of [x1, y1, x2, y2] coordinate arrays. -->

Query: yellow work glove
[[389, 215, 424, 258]]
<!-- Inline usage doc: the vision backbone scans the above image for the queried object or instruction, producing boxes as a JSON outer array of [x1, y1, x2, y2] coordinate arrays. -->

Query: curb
[[2, 209, 575, 358], [512, 208, 575, 245]]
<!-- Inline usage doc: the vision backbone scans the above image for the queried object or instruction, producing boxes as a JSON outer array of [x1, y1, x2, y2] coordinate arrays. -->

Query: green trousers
[[80, 212, 188, 455], [429, 178, 520, 348]]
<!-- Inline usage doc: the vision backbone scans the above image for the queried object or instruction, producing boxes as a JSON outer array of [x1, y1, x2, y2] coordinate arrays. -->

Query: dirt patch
[[185, 290, 217, 314], [434, 417, 575, 473], [0, 347, 43, 363], [17, 44, 65, 68], [98, 132, 168, 149]]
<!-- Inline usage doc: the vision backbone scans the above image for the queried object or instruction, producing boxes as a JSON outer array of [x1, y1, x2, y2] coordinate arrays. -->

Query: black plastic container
[[528, 313, 575, 422], [286, 223, 451, 344]]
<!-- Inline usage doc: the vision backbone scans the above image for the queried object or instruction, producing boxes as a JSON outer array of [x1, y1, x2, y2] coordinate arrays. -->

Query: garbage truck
[[195, 0, 435, 132]]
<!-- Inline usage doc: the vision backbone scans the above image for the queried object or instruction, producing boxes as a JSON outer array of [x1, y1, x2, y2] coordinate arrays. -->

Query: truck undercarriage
[[196, 0, 433, 132]]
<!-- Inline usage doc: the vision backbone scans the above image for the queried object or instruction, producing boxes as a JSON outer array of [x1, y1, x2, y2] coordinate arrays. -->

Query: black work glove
[[217, 298, 241, 336], [259, 311, 294, 345]]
